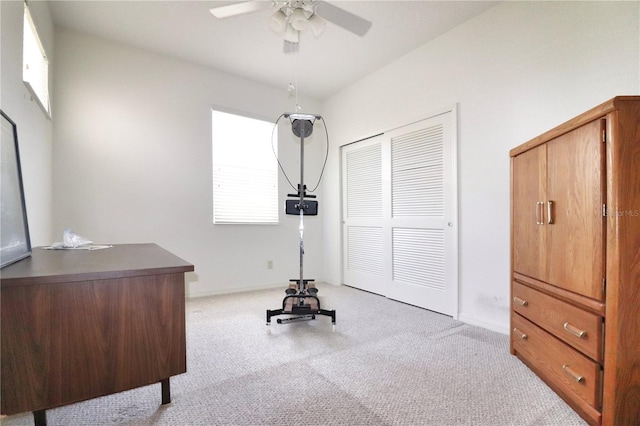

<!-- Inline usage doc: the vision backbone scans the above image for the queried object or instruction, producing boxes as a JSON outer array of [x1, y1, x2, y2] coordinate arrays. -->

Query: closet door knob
[[547, 200, 554, 224]]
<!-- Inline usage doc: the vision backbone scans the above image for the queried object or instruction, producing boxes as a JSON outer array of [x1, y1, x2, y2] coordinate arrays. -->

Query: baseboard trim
[[187, 281, 337, 299], [187, 283, 283, 299], [458, 313, 509, 335]]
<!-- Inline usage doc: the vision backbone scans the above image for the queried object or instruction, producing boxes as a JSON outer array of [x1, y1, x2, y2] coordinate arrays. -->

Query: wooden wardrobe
[[510, 96, 640, 425]]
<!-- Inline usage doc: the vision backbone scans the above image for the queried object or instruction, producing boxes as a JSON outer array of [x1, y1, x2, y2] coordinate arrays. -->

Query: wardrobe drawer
[[512, 281, 602, 362], [512, 314, 601, 409]]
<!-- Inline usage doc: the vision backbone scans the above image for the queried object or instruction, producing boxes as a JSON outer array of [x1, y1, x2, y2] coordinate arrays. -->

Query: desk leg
[[161, 378, 171, 404], [33, 410, 47, 426]]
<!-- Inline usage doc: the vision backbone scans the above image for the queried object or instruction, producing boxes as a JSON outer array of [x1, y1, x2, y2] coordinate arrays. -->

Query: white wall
[[9, 1, 640, 334], [53, 28, 324, 297], [1, 0, 54, 246], [321, 1, 640, 334]]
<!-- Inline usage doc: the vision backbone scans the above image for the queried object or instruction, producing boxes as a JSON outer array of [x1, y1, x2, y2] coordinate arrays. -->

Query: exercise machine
[[266, 113, 336, 330]]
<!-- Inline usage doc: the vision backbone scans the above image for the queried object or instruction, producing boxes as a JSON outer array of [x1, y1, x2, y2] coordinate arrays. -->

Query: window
[[212, 110, 278, 224], [23, 3, 51, 117]]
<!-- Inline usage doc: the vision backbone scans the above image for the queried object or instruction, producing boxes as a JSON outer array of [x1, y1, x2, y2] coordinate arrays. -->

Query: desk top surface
[[0, 243, 194, 287]]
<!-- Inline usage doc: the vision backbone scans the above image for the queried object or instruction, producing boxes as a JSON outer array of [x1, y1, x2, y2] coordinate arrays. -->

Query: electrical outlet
[[267, 260, 273, 269]]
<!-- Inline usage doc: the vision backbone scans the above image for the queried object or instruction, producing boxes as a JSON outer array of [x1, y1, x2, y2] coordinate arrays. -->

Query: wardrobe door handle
[[513, 296, 528, 307], [562, 364, 585, 383], [563, 322, 587, 338], [535, 202, 543, 225], [547, 200, 554, 224]]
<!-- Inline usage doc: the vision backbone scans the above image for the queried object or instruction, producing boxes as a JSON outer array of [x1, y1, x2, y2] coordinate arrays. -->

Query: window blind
[[212, 110, 278, 224]]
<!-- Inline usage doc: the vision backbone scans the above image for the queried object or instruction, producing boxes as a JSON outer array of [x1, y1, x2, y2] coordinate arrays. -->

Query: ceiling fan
[[209, 1, 372, 52]]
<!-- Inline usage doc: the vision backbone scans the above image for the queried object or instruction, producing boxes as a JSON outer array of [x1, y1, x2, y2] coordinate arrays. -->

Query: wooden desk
[[0, 244, 194, 424]]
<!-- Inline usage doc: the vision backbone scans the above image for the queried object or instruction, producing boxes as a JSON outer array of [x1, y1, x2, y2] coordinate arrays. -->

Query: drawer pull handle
[[513, 296, 528, 307], [562, 364, 585, 383], [563, 322, 587, 338], [513, 328, 528, 340]]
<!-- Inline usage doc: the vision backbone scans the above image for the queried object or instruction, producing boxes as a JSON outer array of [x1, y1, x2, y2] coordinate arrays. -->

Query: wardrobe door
[[512, 145, 547, 281], [545, 119, 606, 300]]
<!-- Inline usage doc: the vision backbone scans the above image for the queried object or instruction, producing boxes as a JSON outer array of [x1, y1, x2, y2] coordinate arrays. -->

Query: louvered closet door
[[342, 112, 457, 316], [387, 115, 456, 315], [341, 135, 388, 295]]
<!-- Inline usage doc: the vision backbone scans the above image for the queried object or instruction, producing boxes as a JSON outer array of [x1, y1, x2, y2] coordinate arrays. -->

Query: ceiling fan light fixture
[[289, 8, 309, 32], [283, 23, 299, 43], [308, 14, 327, 37], [268, 10, 287, 34]]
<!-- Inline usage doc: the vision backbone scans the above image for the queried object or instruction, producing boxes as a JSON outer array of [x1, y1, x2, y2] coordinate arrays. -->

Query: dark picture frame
[[1, 110, 31, 268]]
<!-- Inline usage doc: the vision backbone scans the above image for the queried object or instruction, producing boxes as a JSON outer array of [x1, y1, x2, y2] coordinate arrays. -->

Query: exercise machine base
[[266, 282, 336, 329]]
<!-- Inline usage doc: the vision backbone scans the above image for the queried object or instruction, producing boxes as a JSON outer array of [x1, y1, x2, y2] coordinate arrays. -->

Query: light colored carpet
[[1, 284, 586, 425]]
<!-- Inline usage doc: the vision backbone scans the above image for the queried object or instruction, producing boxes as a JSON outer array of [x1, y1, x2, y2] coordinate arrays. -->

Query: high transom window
[[23, 3, 51, 117]]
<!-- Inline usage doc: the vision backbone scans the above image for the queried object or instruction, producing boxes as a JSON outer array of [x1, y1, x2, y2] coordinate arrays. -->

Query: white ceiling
[[49, 1, 498, 100]]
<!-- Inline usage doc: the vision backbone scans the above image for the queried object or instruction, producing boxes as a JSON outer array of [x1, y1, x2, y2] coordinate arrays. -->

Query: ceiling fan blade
[[314, 1, 372, 36], [210, 1, 275, 19]]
